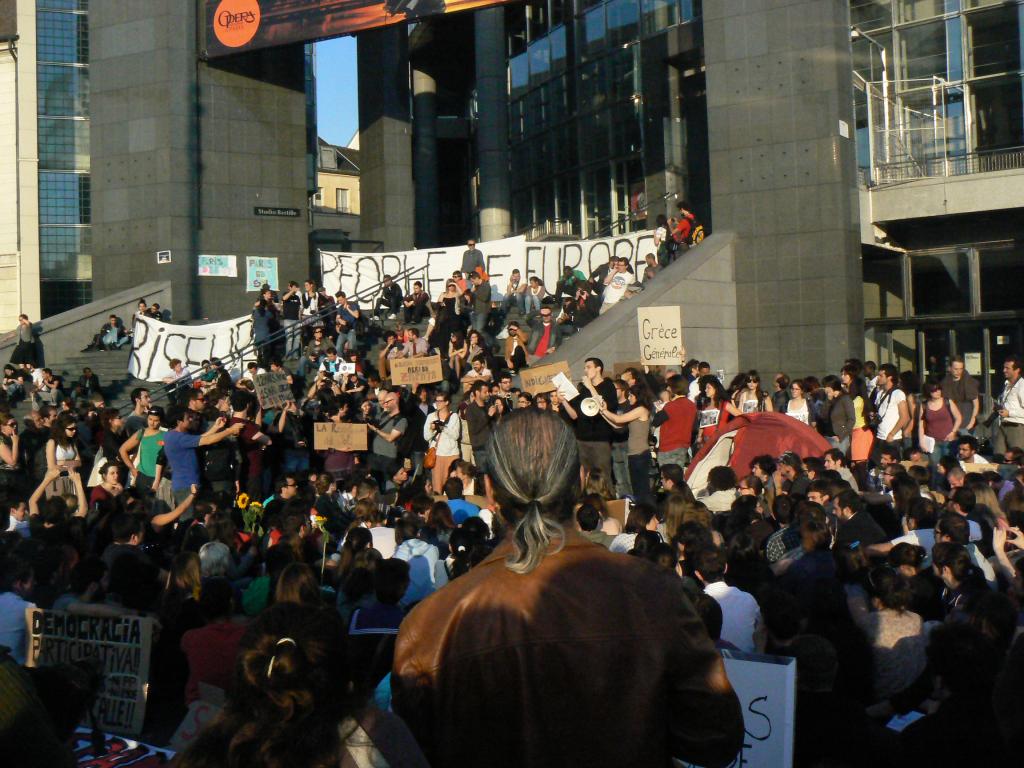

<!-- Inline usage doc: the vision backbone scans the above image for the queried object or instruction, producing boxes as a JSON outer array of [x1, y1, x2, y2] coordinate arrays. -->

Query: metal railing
[[121, 264, 427, 413], [869, 145, 1024, 186]]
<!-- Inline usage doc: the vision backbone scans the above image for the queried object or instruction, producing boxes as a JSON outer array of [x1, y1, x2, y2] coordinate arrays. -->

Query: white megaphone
[[580, 397, 600, 417]]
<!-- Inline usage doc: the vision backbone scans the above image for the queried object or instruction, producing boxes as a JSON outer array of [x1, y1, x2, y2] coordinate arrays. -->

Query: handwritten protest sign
[[26, 609, 154, 736], [637, 306, 684, 365], [313, 422, 369, 451], [678, 650, 796, 768], [391, 355, 443, 386], [254, 372, 292, 409], [520, 361, 573, 395]]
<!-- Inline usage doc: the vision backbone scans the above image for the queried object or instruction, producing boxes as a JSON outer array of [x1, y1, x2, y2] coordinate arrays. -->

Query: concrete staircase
[[6, 347, 145, 420]]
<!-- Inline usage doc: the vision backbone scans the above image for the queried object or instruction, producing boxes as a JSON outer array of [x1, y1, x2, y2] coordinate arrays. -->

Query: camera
[[432, 419, 445, 433], [984, 407, 1001, 429]]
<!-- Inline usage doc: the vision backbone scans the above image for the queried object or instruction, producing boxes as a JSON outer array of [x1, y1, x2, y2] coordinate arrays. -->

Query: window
[[911, 251, 971, 315], [897, 18, 962, 81], [862, 251, 905, 319], [607, 0, 640, 46], [897, 0, 961, 24], [971, 75, 1024, 151], [528, 36, 551, 85], [641, 0, 680, 36], [36, 10, 88, 64], [851, 0, 893, 31], [336, 188, 350, 213], [37, 64, 89, 117], [319, 146, 337, 170], [40, 279, 92, 320], [39, 172, 90, 224], [38, 117, 89, 171], [979, 245, 1024, 312], [582, 4, 607, 60], [314, 187, 323, 205], [965, 5, 1023, 79], [509, 53, 529, 99]]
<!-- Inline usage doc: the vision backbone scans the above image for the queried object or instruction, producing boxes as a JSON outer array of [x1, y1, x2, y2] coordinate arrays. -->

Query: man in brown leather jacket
[[392, 410, 744, 767]]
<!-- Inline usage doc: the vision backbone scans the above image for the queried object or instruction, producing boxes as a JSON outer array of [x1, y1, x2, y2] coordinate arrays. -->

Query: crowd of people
[[1, 239, 1023, 765]]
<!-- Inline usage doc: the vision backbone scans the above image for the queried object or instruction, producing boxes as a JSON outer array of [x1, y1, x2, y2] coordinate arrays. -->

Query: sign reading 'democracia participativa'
[[677, 650, 796, 768], [129, 314, 252, 382], [637, 306, 684, 366], [26, 609, 155, 737], [320, 230, 657, 304]]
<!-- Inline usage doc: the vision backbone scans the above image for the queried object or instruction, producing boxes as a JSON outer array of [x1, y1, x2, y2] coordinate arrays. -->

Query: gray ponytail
[[487, 410, 579, 574]]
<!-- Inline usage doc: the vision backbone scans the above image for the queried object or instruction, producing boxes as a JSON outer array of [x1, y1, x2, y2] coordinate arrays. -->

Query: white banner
[[320, 230, 658, 302], [128, 314, 253, 382]]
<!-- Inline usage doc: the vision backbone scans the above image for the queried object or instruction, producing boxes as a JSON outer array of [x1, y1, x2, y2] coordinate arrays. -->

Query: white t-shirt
[[875, 387, 907, 440], [601, 271, 630, 309], [704, 581, 760, 653]]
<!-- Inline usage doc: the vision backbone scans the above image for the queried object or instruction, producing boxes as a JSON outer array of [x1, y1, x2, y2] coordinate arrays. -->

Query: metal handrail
[[120, 264, 428, 413], [869, 145, 1024, 187]]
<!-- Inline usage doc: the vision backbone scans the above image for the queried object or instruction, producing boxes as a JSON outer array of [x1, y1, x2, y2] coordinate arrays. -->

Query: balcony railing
[[868, 146, 1024, 187]]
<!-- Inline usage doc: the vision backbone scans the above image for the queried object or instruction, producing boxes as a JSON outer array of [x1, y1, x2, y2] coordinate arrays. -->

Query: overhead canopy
[[684, 412, 832, 496]]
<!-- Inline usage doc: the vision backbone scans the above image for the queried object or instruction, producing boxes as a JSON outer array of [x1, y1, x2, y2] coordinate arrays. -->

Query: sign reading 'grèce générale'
[[637, 306, 684, 366]]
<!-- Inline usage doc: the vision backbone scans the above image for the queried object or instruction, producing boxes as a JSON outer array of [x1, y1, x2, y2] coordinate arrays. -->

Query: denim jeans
[[502, 293, 525, 314], [524, 293, 542, 314], [628, 452, 654, 505], [611, 441, 632, 497]]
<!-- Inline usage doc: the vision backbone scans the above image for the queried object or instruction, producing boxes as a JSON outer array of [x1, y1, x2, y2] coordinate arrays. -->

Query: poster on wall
[[198, 254, 238, 278], [205, 0, 520, 58], [247, 256, 279, 291]]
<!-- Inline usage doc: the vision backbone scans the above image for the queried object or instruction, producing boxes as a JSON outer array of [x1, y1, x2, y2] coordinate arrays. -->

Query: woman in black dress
[[9, 314, 36, 369]]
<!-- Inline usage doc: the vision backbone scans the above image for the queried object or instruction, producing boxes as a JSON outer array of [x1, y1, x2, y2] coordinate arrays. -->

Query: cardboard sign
[[638, 306, 683, 365], [521, 360, 573, 395], [678, 651, 796, 768], [169, 683, 225, 752], [390, 355, 443, 386], [253, 371, 292, 409], [26, 609, 154, 736], [313, 422, 369, 451]]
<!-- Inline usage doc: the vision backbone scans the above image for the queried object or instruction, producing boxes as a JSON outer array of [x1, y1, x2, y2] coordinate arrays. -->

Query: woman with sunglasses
[[0, 409, 22, 495], [732, 371, 773, 414], [44, 412, 81, 496]]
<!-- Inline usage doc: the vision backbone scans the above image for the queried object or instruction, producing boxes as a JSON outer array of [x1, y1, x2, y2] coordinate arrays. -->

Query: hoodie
[[394, 538, 449, 606]]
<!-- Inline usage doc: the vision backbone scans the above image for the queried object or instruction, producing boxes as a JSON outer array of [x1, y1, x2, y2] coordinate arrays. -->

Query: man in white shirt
[[873, 364, 910, 458], [599, 258, 632, 314], [687, 361, 711, 401], [694, 546, 760, 653], [993, 355, 1024, 455], [0, 554, 35, 664]]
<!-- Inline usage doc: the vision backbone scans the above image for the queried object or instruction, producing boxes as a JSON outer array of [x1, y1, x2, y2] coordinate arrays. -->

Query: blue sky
[[315, 37, 359, 147]]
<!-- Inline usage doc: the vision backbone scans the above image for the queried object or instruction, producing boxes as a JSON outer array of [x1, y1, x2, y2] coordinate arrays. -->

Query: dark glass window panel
[[979, 246, 1024, 312], [40, 280, 92, 319], [971, 76, 1024, 151], [965, 4, 1023, 79], [863, 251, 906, 319], [911, 251, 971, 315]]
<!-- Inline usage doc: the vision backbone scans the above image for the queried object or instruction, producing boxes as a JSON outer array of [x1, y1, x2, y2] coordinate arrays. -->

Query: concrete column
[[358, 25, 414, 250], [412, 66, 440, 248], [474, 8, 511, 242], [703, 0, 864, 376]]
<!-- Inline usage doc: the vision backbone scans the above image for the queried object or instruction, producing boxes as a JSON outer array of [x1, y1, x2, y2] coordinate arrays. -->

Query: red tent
[[684, 412, 832, 494]]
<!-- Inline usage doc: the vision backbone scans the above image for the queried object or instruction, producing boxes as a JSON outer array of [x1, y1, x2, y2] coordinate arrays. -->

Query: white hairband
[[266, 637, 297, 680]]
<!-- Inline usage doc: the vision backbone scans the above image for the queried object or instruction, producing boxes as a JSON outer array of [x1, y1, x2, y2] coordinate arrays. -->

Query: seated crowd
[[1, 266, 1022, 766]]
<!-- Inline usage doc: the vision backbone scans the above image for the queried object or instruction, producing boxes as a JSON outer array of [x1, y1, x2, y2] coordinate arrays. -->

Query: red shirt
[[181, 620, 249, 704], [231, 417, 264, 479], [658, 397, 697, 452], [534, 323, 553, 358]]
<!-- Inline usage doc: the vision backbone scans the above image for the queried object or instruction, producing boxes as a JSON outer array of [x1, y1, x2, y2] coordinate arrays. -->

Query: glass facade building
[[853, 0, 1024, 403], [36, 0, 91, 317], [505, 0, 705, 237]]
